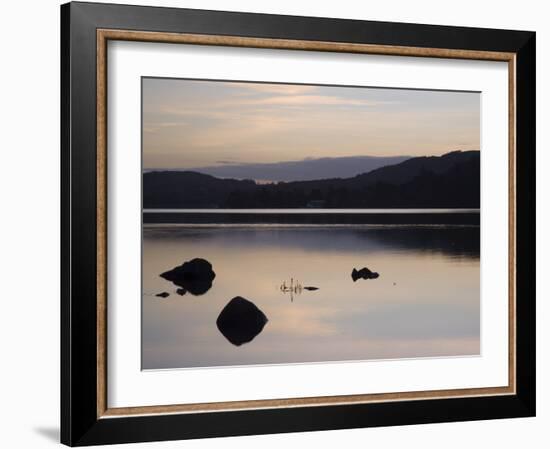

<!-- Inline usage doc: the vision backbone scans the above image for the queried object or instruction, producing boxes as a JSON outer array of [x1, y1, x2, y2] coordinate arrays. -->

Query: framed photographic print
[[60, 1, 536, 446]]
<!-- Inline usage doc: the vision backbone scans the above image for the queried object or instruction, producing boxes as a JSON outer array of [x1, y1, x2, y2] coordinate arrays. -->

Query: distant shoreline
[[142, 210, 480, 225], [143, 208, 480, 214]]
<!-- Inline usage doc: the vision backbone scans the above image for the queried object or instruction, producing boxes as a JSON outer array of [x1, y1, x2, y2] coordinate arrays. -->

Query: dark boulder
[[352, 267, 380, 282], [155, 292, 170, 298], [176, 288, 187, 296], [303, 286, 319, 291], [160, 258, 216, 296], [216, 296, 268, 346]]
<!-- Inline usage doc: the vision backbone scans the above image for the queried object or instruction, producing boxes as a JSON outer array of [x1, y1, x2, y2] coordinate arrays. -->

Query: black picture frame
[[61, 1, 535, 446]]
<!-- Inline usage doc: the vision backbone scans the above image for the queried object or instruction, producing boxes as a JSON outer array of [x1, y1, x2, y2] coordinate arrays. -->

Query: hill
[[183, 154, 411, 182], [143, 150, 480, 209]]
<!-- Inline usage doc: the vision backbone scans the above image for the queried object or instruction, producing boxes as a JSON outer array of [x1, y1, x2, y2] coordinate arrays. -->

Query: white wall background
[[0, 0, 546, 448]]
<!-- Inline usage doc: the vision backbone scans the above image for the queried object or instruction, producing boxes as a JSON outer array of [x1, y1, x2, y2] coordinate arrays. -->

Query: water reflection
[[142, 223, 480, 369], [145, 224, 479, 259]]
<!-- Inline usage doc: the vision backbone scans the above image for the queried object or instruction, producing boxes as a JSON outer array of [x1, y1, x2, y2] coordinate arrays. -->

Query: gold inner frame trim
[[96, 28, 517, 419]]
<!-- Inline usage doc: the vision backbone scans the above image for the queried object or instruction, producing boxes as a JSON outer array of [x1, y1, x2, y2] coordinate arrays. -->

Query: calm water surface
[[142, 212, 480, 370]]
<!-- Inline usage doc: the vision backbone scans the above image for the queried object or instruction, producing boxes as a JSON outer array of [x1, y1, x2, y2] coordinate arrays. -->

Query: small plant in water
[[280, 278, 321, 301], [280, 277, 302, 301]]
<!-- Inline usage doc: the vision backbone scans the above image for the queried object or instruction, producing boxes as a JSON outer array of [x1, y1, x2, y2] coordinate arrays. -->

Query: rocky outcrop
[[216, 296, 268, 346], [160, 258, 216, 296], [352, 267, 379, 281]]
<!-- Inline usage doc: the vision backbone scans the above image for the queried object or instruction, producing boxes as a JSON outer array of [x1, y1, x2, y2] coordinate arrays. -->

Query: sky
[[142, 78, 480, 178]]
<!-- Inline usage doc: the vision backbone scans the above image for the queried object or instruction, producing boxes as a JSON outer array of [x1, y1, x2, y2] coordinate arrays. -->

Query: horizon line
[[143, 149, 480, 173]]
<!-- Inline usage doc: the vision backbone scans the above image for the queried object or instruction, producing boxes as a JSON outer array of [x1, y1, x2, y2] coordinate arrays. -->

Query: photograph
[[141, 78, 481, 370], [57, 2, 537, 445]]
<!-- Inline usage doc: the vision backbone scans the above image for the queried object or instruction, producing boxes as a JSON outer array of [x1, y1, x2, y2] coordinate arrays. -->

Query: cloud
[[143, 121, 188, 134], [215, 160, 239, 165], [240, 94, 389, 107], [225, 82, 318, 95]]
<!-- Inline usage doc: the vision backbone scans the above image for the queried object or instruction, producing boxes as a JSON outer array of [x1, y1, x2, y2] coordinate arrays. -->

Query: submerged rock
[[303, 286, 319, 291], [216, 296, 268, 346], [352, 267, 380, 282], [160, 258, 216, 296], [155, 292, 170, 298], [176, 288, 187, 296]]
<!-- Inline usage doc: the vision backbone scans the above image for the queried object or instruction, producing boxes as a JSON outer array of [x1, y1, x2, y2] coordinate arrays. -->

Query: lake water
[[142, 211, 480, 370]]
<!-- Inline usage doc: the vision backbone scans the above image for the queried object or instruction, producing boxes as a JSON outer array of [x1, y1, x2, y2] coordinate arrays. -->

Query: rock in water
[[155, 292, 170, 298], [176, 288, 187, 296], [352, 267, 380, 282], [304, 286, 319, 291], [216, 296, 268, 346], [160, 258, 216, 296]]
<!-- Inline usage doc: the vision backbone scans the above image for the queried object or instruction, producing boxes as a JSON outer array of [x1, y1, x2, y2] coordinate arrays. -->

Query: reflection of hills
[[143, 150, 480, 209], [143, 225, 480, 259], [365, 226, 479, 258]]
